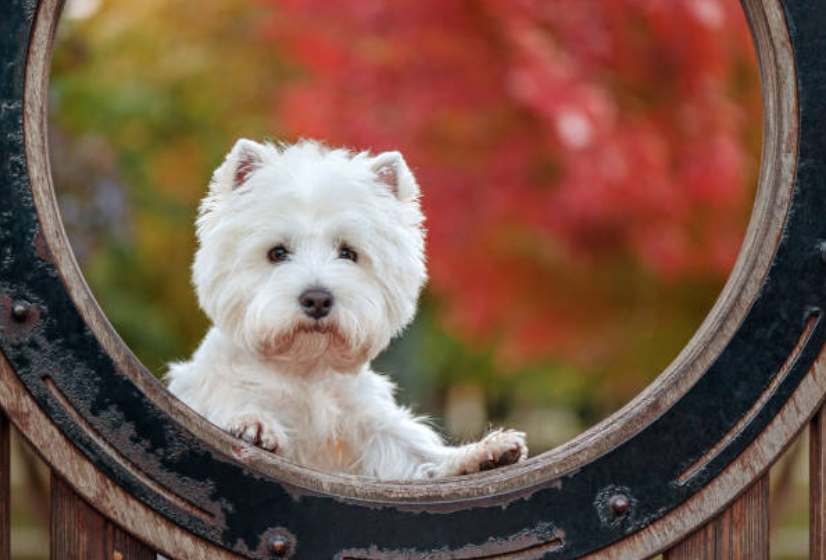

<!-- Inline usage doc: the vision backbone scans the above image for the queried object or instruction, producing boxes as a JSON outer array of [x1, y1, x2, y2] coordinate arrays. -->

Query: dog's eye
[[268, 245, 290, 263], [338, 245, 358, 262]]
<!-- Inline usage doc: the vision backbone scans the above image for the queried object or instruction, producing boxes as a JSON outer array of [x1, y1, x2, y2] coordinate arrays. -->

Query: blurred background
[[7, 0, 809, 558]]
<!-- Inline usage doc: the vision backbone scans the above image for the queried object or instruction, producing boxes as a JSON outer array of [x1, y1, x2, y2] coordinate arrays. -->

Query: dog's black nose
[[299, 289, 334, 319]]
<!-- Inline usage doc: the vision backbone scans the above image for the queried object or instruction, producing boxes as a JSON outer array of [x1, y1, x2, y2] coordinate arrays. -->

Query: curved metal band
[[0, 0, 824, 558]]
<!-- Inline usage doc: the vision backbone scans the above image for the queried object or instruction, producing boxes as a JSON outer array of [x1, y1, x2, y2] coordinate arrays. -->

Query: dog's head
[[193, 139, 426, 373]]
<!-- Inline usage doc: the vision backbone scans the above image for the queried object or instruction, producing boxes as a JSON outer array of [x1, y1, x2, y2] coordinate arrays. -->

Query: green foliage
[[50, 0, 298, 369]]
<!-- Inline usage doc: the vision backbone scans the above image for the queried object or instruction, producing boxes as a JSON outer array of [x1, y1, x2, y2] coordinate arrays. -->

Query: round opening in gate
[[49, 0, 761, 465]]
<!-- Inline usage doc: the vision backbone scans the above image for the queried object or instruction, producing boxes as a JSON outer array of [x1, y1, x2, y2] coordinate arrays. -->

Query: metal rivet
[[11, 301, 30, 322], [269, 536, 289, 557], [609, 494, 630, 517]]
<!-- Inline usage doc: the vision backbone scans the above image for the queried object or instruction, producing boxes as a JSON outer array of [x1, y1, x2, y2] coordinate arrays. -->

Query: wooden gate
[[1, 0, 825, 558]]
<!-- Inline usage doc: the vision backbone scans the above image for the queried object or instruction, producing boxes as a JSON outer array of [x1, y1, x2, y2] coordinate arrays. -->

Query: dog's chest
[[280, 379, 363, 472]]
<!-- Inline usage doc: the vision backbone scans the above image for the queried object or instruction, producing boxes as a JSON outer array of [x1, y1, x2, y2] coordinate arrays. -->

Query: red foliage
[[260, 0, 761, 368]]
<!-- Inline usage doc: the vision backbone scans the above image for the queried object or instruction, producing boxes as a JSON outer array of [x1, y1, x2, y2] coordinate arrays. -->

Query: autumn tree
[[260, 0, 761, 404], [51, 0, 760, 423]]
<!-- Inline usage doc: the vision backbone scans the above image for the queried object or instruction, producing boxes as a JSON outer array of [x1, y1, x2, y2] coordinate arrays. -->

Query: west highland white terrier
[[166, 139, 527, 479]]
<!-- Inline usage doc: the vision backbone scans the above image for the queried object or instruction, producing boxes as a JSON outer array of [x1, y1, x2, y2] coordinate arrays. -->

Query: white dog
[[166, 139, 527, 479]]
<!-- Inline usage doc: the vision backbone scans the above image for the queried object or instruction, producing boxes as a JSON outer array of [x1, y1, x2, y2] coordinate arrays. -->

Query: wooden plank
[[0, 355, 242, 560], [0, 413, 9, 560], [664, 475, 769, 560], [50, 475, 155, 560], [812, 405, 826, 559], [580, 346, 826, 560]]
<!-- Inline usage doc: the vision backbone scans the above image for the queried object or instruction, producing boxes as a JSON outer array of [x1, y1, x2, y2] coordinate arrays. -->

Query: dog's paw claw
[[477, 429, 528, 471], [453, 429, 528, 476], [479, 459, 496, 471], [497, 447, 520, 467], [226, 415, 280, 452], [488, 428, 527, 455]]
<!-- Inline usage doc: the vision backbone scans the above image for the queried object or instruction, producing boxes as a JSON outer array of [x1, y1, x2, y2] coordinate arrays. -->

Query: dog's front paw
[[459, 429, 528, 475], [225, 414, 282, 452]]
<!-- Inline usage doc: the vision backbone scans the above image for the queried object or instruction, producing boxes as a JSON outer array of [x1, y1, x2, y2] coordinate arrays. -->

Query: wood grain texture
[[51, 475, 155, 560], [664, 476, 769, 560], [579, 340, 826, 560], [0, 354, 238, 560], [812, 406, 826, 559], [0, 414, 9, 560]]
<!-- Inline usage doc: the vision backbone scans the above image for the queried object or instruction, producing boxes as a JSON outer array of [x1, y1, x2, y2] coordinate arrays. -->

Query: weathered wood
[[51, 475, 156, 560], [0, 413, 9, 560], [812, 405, 826, 559], [0, 353, 238, 560], [664, 476, 769, 560], [579, 343, 826, 560]]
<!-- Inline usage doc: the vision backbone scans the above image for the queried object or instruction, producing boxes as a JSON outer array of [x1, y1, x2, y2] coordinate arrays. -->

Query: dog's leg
[[356, 410, 526, 480], [419, 429, 528, 478], [413, 428, 528, 479], [168, 358, 290, 454]]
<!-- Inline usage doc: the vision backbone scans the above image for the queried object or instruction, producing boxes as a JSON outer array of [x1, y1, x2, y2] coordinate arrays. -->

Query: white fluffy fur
[[166, 139, 527, 479]]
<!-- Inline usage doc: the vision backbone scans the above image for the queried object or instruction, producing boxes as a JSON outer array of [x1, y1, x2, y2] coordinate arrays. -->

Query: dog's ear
[[371, 152, 419, 202], [225, 139, 268, 191]]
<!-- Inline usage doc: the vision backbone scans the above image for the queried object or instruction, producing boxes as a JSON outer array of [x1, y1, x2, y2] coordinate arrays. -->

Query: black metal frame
[[1, 1, 824, 558]]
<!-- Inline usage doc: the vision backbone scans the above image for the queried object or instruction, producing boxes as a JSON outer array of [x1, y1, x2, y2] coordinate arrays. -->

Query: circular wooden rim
[[2, 0, 825, 557]]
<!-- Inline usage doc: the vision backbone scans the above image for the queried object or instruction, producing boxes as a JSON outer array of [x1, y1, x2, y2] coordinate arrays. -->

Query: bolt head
[[269, 536, 289, 557], [10, 301, 30, 322], [609, 494, 630, 517]]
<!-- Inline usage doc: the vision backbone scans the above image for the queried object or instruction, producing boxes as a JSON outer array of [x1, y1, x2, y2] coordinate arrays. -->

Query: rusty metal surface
[[1, 0, 826, 559]]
